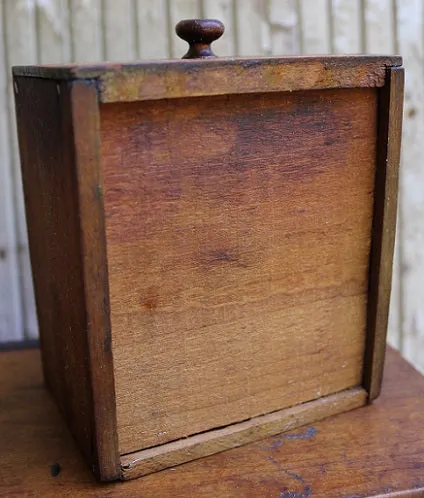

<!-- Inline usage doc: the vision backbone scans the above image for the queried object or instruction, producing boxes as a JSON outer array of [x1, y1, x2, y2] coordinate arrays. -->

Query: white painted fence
[[0, 0, 422, 372]]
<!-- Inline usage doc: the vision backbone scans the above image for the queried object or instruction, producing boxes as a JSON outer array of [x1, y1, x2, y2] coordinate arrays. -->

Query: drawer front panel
[[100, 88, 377, 454]]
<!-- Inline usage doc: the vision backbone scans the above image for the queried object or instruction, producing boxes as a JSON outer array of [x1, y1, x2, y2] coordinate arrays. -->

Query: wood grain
[[36, 0, 71, 64], [0, 1, 22, 341], [364, 67, 404, 401], [235, 0, 270, 56], [100, 88, 378, 455], [103, 0, 137, 61], [331, 0, 363, 53], [12, 56, 402, 104], [0, 347, 423, 496], [3, 0, 38, 339], [14, 76, 95, 471], [397, 0, 424, 374], [268, 0, 299, 55], [70, 81, 120, 480], [69, 0, 102, 62], [120, 387, 366, 479], [299, 0, 331, 54], [14, 77, 120, 481], [135, 0, 169, 59]]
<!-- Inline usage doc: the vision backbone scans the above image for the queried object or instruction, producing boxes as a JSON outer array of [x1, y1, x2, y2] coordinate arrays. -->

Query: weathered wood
[[396, 0, 424, 374], [0, 348, 423, 496], [36, 0, 71, 63], [69, 0, 102, 62], [299, 0, 331, 54], [364, 0, 395, 55], [135, 0, 169, 59], [121, 387, 366, 479], [364, 67, 404, 401], [101, 88, 377, 454], [235, 0, 270, 56], [0, 1, 22, 341], [331, 0, 363, 53], [13, 76, 119, 481], [3, 0, 38, 339], [102, 0, 136, 62], [70, 81, 120, 481], [13, 53, 402, 481], [268, 0, 299, 55], [13, 56, 402, 103]]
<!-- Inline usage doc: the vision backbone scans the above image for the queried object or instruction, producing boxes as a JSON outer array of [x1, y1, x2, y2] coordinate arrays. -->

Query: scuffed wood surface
[[364, 67, 404, 400], [100, 88, 378, 455], [1, 0, 415, 372], [0, 347, 423, 496], [121, 387, 366, 480]]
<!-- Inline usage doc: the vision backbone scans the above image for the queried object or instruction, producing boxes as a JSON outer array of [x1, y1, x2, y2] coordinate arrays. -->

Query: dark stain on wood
[[261, 426, 318, 450], [50, 463, 61, 477], [142, 287, 159, 311]]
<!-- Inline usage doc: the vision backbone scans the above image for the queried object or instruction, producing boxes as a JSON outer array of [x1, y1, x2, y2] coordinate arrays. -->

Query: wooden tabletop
[[1, 347, 423, 497]]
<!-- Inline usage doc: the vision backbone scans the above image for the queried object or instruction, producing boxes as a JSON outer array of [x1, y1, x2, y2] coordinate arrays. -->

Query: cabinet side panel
[[364, 67, 404, 401], [14, 77, 119, 480], [70, 80, 120, 480]]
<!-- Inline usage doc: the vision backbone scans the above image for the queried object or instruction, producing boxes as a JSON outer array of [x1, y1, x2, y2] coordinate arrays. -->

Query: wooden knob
[[175, 19, 224, 59]]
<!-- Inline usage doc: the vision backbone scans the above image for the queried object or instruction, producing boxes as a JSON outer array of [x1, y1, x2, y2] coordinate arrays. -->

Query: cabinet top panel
[[12, 55, 402, 104]]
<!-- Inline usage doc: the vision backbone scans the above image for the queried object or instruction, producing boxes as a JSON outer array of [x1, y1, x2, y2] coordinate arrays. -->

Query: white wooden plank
[[268, 0, 299, 56], [0, 1, 23, 342], [363, 0, 399, 350], [136, 0, 169, 59], [299, 0, 330, 54], [103, 0, 137, 61], [168, 0, 200, 58], [396, 0, 424, 373], [331, 0, 362, 53], [203, 0, 236, 56], [234, 0, 271, 56], [364, 0, 394, 54], [69, 0, 102, 62], [36, 0, 71, 63], [4, 0, 39, 339]]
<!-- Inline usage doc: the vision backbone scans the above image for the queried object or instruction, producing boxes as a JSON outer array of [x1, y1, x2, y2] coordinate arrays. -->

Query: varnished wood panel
[[101, 88, 378, 454]]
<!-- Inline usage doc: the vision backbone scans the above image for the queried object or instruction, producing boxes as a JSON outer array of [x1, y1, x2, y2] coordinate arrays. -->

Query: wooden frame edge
[[364, 66, 405, 402], [70, 80, 121, 481], [120, 387, 367, 480], [97, 59, 399, 103]]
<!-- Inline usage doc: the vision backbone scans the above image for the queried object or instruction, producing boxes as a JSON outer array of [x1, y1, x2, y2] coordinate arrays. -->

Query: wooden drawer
[[13, 19, 403, 482]]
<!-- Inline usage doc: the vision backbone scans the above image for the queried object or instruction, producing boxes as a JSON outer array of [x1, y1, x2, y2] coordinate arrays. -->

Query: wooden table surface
[[1, 347, 423, 497]]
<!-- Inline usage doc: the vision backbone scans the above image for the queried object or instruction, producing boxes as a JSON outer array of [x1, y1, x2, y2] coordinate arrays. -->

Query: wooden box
[[13, 20, 403, 482]]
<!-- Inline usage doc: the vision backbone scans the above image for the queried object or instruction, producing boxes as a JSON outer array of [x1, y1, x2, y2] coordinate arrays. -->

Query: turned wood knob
[[175, 19, 224, 59]]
